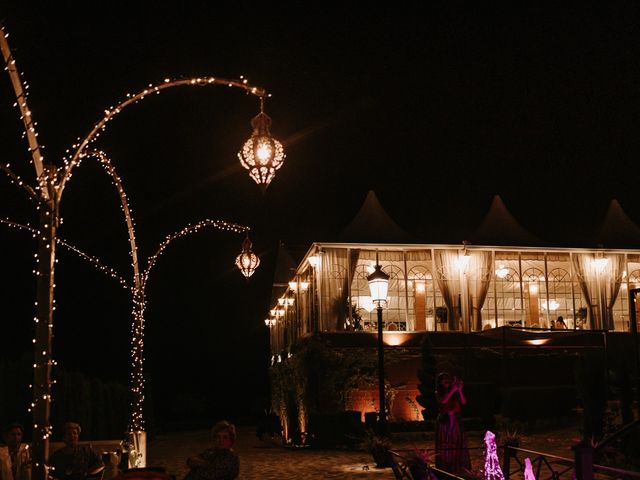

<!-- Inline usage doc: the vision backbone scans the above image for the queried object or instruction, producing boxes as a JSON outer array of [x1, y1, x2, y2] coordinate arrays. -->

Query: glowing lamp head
[[367, 264, 390, 305], [235, 236, 260, 279], [238, 109, 285, 190], [307, 255, 320, 268]]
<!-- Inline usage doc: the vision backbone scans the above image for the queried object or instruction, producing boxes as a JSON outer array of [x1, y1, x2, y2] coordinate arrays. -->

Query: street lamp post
[[367, 257, 390, 436], [0, 27, 284, 480]]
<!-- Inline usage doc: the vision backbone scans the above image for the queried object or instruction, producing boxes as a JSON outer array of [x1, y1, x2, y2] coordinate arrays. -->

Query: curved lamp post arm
[[0, 27, 47, 192], [58, 76, 266, 198], [142, 219, 250, 287], [79, 150, 143, 292], [125, 219, 249, 434]]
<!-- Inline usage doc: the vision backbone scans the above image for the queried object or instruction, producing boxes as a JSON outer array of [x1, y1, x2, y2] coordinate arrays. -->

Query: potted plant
[[361, 428, 392, 468], [404, 449, 437, 480]]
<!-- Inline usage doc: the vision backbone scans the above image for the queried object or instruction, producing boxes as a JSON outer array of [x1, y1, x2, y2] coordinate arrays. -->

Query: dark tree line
[[0, 353, 130, 441]]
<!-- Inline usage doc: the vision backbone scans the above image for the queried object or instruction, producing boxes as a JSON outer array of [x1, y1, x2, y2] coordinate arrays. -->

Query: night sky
[[1, 3, 640, 428]]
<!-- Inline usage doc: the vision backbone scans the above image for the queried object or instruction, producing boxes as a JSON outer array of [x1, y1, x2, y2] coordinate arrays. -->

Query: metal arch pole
[[2, 26, 270, 478]]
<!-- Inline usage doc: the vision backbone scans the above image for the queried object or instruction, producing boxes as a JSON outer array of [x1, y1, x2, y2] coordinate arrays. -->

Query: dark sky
[[2, 3, 640, 426]]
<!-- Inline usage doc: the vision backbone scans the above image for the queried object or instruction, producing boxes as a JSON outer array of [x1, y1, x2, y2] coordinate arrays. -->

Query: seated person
[[49, 422, 104, 480], [0, 422, 32, 480], [555, 316, 568, 329], [185, 421, 239, 480]]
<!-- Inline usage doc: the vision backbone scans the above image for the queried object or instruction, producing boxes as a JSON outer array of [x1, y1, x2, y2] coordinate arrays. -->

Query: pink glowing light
[[483, 431, 505, 480]]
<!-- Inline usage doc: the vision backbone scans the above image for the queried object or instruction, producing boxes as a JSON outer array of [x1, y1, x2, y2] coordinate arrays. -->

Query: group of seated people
[[0, 420, 239, 480]]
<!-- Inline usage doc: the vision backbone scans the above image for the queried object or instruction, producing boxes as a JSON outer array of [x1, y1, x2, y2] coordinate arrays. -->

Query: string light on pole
[[1, 25, 282, 479]]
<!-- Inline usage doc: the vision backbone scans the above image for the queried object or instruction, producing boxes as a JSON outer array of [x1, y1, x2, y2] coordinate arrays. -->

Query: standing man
[[0, 423, 32, 480]]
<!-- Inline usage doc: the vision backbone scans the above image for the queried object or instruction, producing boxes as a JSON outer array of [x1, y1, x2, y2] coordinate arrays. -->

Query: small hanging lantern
[[235, 236, 260, 278], [238, 96, 285, 190]]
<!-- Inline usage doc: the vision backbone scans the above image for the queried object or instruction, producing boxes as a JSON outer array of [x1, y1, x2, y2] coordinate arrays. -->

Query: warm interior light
[[495, 264, 509, 279], [456, 253, 471, 272], [286, 297, 295, 306], [529, 283, 539, 294], [264, 318, 276, 327], [593, 257, 609, 273], [300, 281, 310, 291], [415, 281, 425, 293], [289, 281, 298, 290], [541, 299, 560, 311], [278, 298, 286, 306]]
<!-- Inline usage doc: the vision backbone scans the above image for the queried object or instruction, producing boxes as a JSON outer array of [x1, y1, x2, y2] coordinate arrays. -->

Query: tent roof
[[467, 195, 545, 247], [592, 199, 640, 248], [335, 190, 415, 243]]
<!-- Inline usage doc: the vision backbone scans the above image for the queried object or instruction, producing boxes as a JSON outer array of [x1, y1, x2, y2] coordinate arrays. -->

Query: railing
[[503, 444, 640, 480], [503, 445, 574, 480], [388, 448, 468, 480]]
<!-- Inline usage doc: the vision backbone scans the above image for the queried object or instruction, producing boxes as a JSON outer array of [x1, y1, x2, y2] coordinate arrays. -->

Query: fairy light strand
[[57, 75, 268, 198], [128, 219, 250, 430], [0, 218, 130, 289]]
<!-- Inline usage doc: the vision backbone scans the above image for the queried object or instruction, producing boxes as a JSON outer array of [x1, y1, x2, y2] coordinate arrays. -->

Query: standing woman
[[435, 372, 471, 474]]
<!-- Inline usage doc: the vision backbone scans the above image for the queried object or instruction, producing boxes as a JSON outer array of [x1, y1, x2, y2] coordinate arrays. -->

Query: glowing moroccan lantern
[[235, 236, 260, 278], [238, 98, 285, 190]]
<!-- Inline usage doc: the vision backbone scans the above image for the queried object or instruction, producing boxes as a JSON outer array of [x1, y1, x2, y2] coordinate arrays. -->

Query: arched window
[[408, 266, 435, 331], [522, 267, 546, 328], [546, 268, 573, 328], [382, 265, 406, 330], [493, 266, 522, 327]]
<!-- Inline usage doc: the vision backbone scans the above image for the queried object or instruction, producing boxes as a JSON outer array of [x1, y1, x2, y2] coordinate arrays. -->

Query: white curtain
[[320, 248, 348, 331], [572, 254, 598, 329], [572, 253, 624, 330], [433, 249, 461, 330], [604, 254, 625, 330], [468, 251, 493, 331]]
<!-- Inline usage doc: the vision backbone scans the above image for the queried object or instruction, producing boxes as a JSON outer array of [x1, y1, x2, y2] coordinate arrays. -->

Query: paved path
[[146, 425, 580, 479], [147, 427, 396, 479]]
